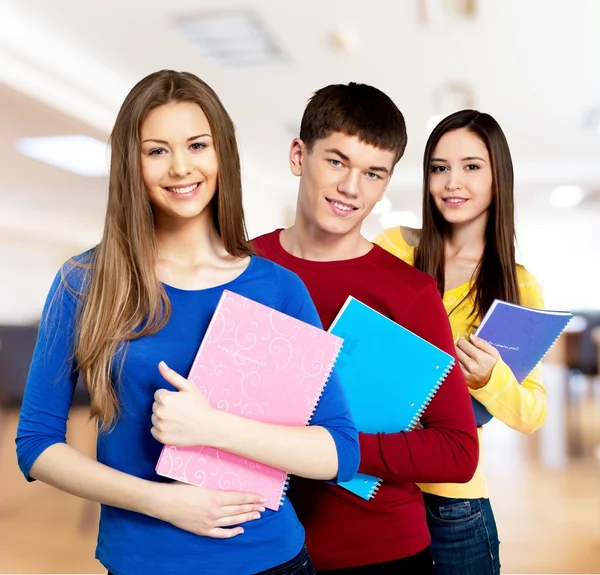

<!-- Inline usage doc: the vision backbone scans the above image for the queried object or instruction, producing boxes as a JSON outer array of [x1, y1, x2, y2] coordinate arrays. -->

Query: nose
[[338, 169, 360, 198], [445, 169, 463, 191], [169, 150, 193, 178]]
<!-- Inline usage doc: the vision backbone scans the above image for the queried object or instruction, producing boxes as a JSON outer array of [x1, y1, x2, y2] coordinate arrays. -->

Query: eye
[[431, 165, 447, 173], [190, 142, 206, 151], [149, 148, 167, 156], [465, 164, 480, 171], [329, 159, 343, 168], [365, 172, 380, 180]]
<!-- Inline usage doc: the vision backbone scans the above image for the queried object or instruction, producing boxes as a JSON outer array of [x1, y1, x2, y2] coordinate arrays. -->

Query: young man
[[252, 83, 479, 574]]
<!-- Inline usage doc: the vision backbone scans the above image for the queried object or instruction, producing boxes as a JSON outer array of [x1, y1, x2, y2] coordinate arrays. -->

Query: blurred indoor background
[[0, 0, 599, 573]]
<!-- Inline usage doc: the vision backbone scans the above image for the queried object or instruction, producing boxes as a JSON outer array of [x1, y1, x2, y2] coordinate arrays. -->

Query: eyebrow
[[141, 133, 212, 145], [431, 156, 487, 163], [325, 148, 390, 174]]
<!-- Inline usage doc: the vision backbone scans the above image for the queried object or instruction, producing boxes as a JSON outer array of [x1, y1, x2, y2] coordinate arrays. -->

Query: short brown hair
[[299, 82, 407, 164]]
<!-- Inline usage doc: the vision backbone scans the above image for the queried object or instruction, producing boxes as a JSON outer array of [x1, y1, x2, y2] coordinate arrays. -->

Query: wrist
[[210, 409, 241, 451], [140, 480, 167, 520]]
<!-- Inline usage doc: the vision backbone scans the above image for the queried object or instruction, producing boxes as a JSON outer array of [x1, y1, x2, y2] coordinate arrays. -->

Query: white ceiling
[[1, 0, 600, 247]]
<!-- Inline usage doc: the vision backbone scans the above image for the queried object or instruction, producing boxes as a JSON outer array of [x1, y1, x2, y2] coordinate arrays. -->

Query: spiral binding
[[278, 474, 292, 508], [275, 343, 343, 509], [303, 342, 344, 425], [367, 477, 383, 500], [529, 318, 572, 375], [406, 357, 456, 430]]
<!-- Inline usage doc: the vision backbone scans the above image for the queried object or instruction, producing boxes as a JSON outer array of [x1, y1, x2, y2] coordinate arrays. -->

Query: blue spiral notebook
[[471, 299, 572, 426], [328, 296, 455, 500]]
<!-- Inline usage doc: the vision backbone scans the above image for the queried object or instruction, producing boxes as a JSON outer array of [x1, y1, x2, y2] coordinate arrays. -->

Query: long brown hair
[[74, 70, 252, 430], [414, 110, 520, 322]]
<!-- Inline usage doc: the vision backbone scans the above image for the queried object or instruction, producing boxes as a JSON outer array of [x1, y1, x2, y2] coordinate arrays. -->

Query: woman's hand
[[455, 335, 499, 390], [152, 482, 265, 539], [151, 361, 224, 447]]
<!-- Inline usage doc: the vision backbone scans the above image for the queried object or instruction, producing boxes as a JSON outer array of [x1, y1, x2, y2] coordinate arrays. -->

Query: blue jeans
[[423, 494, 500, 575], [318, 546, 433, 574], [256, 546, 315, 575]]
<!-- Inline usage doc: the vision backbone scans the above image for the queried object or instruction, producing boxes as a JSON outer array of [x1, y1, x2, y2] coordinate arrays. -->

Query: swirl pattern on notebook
[[156, 289, 343, 510]]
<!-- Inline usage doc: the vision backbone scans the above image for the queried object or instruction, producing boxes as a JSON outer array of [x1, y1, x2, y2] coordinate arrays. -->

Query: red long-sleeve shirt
[[252, 230, 479, 570]]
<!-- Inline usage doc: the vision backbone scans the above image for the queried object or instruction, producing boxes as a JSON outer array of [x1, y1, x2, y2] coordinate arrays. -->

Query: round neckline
[[269, 228, 383, 269], [444, 280, 472, 297], [160, 255, 256, 294]]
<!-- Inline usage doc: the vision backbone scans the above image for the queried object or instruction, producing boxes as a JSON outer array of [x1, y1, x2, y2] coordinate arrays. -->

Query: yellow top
[[374, 226, 547, 499]]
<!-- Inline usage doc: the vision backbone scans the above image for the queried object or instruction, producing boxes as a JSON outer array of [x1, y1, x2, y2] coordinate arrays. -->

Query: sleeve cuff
[[356, 432, 380, 476], [470, 356, 512, 405]]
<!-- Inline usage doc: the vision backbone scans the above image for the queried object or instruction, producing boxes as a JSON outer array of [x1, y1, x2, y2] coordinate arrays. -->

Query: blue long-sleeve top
[[16, 251, 359, 575]]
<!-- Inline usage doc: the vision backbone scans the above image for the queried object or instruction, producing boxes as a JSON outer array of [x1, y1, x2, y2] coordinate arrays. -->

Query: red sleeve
[[358, 280, 479, 484]]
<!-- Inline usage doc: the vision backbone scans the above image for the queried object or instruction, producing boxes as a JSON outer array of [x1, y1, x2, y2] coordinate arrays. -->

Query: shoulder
[[371, 244, 438, 299], [373, 226, 419, 264], [55, 247, 96, 300], [516, 265, 544, 307], [247, 255, 309, 294], [245, 255, 317, 324], [40, 248, 96, 323], [250, 229, 282, 258]]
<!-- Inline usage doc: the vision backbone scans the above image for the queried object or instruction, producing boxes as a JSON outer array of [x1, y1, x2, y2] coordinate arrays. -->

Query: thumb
[[158, 361, 196, 393]]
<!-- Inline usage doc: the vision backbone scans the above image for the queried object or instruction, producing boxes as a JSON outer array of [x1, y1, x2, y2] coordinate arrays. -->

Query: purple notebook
[[471, 299, 571, 425]]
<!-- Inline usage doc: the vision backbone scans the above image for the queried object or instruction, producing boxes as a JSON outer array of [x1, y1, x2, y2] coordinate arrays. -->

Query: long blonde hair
[[75, 70, 252, 430]]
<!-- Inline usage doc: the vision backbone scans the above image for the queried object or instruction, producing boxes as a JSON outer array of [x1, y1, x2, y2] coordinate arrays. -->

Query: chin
[[318, 218, 356, 237], [162, 204, 212, 221], [438, 207, 474, 223]]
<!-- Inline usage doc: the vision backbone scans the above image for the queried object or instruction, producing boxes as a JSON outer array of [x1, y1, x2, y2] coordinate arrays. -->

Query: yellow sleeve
[[373, 229, 403, 258], [470, 269, 548, 434], [373, 228, 415, 265]]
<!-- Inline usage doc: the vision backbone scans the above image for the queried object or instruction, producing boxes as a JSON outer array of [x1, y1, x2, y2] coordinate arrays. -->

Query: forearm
[[30, 443, 160, 518], [213, 416, 339, 480], [358, 425, 478, 484]]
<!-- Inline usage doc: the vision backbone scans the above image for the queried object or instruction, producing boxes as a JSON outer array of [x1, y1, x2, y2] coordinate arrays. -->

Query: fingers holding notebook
[[151, 361, 221, 447]]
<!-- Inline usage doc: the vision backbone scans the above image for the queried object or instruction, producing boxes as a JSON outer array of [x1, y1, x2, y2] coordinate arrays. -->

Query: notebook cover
[[155, 289, 343, 511], [328, 296, 455, 500], [471, 299, 572, 426]]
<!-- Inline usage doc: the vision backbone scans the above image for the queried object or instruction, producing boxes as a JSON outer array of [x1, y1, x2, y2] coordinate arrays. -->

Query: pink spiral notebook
[[155, 289, 343, 510]]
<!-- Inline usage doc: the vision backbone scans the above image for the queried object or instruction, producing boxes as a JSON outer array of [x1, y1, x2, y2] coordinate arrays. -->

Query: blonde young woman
[[16, 70, 359, 575], [375, 110, 547, 575]]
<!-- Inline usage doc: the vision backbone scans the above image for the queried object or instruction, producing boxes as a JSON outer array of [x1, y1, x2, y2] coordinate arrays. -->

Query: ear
[[289, 138, 305, 177]]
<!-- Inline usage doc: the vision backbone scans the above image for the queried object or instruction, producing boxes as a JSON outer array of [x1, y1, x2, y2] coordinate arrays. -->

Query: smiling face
[[140, 101, 219, 226], [290, 131, 395, 238], [428, 128, 493, 228]]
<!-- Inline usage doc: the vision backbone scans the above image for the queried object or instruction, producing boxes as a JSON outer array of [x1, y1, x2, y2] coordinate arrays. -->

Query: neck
[[445, 213, 488, 260], [281, 214, 372, 262], [154, 210, 223, 265]]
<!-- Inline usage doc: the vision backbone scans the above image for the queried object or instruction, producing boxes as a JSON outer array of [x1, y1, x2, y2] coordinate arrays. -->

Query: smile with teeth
[[443, 197, 468, 205], [164, 183, 200, 194], [328, 199, 356, 212]]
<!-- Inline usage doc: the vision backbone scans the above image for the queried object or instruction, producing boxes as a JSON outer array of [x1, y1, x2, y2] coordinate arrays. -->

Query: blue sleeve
[[274, 265, 359, 482], [15, 266, 80, 480]]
